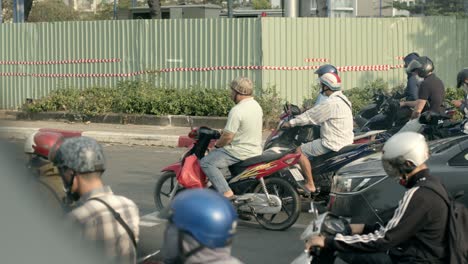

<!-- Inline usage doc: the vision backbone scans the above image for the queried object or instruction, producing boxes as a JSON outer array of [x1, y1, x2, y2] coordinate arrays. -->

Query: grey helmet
[[50, 136, 106, 173], [406, 56, 434, 78]]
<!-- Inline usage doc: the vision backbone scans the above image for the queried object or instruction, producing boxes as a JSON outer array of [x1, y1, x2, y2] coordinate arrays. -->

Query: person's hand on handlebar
[[281, 121, 292, 129], [305, 235, 325, 251]]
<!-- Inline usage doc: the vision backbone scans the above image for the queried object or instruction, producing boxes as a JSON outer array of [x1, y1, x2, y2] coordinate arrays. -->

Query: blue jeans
[[200, 148, 240, 193]]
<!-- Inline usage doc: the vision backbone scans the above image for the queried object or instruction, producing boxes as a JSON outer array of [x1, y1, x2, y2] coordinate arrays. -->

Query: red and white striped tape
[[0, 58, 121, 65], [304, 58, 329, 63], [0, 64, 407, 78], [395, 56, 405, 60]]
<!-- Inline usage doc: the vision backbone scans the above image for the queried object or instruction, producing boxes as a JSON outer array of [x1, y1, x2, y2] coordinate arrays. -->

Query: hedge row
[[22, 80, 465, 121]]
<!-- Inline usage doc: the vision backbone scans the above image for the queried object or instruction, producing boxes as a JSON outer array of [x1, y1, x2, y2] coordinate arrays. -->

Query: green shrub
[[22, 79, 466, 123], [256, 85, 284, 127]]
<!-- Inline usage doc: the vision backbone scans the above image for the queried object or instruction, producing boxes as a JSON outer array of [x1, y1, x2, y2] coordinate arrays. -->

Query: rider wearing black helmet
[[405, 56, 445, 119], [452, 69, 468, 114], [314, 64, 339, 106], [453, 68, 468, 134], [399, 52, 422, 103]]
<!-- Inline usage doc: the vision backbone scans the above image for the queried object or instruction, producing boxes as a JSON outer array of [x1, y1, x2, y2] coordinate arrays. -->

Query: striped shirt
[[289, 91, 354, 151], [68, 186, 140, 264]]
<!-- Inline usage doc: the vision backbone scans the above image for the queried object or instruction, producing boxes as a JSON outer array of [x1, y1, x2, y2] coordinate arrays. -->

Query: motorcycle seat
[[312, 144, 365, 163], [228, 149, 292, 176]]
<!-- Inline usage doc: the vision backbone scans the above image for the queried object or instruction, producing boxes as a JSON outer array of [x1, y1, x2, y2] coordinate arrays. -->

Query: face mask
[[382, 160, 407, 187], [415, 75, 424, 83], [59, 168, 81, 202], [463, 83, 468, 94]]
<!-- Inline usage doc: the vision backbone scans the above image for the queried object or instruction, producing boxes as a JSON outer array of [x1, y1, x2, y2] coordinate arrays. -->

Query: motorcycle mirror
[[187, 116, 194, 131], [309, 201, 319, 220]]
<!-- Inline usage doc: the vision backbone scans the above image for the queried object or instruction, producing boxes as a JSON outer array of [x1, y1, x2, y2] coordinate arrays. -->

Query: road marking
[[139, 221, 161, 227], [141, 212, 166, 221], [140, 211, 310, 229]]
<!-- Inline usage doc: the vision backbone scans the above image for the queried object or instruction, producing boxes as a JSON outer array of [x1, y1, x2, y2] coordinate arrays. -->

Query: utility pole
[[228, 0, 233, 18], [12, 0, 25, 23], [379, 0, 382, 16]]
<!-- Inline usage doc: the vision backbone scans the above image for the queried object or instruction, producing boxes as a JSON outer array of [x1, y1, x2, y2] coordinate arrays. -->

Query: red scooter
[[153, 126, 306, 231]]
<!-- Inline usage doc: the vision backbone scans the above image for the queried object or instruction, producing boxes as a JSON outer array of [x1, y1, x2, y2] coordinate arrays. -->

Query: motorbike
[[357, 92, 410, 134], [292, 203, 352, 264], [263, 103, 384, 202], [265, 104, 386, 149], [153, 126, 305, 231]]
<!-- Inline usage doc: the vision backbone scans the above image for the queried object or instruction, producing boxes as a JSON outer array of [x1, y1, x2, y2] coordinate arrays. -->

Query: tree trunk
[[147, 0, 161, 19], [316, 0, 327, 17], [24, 0, 33, 21]]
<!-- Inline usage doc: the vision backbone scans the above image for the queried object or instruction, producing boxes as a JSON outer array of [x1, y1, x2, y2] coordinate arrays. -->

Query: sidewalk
[[0, 119, 272, 147]]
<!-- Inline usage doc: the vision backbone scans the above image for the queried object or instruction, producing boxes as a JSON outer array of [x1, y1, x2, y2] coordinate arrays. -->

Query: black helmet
[[403, 52, 420, 68], [314, 64, 338, 77], [406, 56, 434, 78], [456, 68, 468, 88]]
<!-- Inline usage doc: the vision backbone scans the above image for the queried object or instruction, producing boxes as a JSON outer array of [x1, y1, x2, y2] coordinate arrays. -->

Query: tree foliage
[[393, 0, 468, 17], [28, 0, 80, 22], [252, 0, 271, 9]]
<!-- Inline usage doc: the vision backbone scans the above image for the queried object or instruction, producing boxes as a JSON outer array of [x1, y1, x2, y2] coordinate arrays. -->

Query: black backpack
[[422, 185, 468, 264]]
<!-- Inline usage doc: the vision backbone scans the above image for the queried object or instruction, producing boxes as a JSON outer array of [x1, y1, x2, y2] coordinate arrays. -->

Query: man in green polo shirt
[[200, 77, 263, 199]]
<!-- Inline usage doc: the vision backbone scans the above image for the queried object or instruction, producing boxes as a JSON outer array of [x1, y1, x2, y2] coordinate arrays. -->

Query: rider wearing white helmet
[[282, 72, 354, 193], [305, 132, 449, 264]]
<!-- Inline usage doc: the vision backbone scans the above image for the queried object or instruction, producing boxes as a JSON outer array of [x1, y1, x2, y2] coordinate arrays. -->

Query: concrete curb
[[12, 111, 229, 129], [0, 127, 180, 147], [3, 110, 277, 129]]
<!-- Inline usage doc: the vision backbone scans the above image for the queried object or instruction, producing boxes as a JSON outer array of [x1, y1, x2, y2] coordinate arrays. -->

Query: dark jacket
[[325, 169, 448, 264], [405, 74, 421, 101]]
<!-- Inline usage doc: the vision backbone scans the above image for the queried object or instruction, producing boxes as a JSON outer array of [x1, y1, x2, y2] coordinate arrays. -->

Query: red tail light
[[327, 195, 336, 210]]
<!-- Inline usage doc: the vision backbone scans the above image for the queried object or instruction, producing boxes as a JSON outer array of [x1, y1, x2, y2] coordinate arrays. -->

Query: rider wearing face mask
[[282, 73, 354, 193], [305, 132, 449, 264], [50, 136, 140, 264], [314, 64, 339, 106], [200, 77, 263, 200], [399, 53, 423, 121]]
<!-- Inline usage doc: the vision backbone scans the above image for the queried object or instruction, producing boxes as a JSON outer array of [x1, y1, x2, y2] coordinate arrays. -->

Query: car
[[327, 135, 468, 225]]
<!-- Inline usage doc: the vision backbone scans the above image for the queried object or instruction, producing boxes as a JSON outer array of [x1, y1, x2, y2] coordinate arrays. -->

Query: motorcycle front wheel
[[153, 171, 180, 211], [253, 177, 301, 231]]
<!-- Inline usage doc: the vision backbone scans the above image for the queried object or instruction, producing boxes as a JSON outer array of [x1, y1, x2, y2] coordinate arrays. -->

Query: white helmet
[[319, 72, 341, 91], [24, 131, 38, 154], [382, 132, 429, 179]]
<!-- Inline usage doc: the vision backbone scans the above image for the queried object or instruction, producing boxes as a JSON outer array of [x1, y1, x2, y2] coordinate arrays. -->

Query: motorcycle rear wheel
[[153, 171, 180, 211], [253, 177, 301, 231]]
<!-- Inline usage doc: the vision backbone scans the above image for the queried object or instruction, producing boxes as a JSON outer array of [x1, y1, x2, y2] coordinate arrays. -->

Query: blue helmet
[[314, 64, 338, 77], [170, 189, 238, 248]]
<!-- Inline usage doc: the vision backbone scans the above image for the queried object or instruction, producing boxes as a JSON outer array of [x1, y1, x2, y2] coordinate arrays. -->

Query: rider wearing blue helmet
[[314, 64, 339, 106], [161, 189, 243, 264]]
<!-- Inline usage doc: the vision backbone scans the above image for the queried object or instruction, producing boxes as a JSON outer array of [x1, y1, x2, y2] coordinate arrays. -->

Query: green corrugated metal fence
[[1, 17, 467, 108]]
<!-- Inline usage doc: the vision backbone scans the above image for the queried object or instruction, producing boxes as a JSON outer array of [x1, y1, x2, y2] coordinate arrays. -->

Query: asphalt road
[[101, 144, 314, 264], [9, 140, 313, 264]]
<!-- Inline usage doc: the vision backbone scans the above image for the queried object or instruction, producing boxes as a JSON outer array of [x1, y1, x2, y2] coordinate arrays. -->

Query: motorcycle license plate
[[289, 168, 304, 181]]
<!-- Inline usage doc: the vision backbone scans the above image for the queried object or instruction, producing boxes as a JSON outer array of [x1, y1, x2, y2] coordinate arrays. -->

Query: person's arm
[[411, 99, 427, 119], [217, 109, 239, 148], [405, 76, 419, 101], [307, 188, 429, 253], [326, 188, 428, 253], [215, 131, 235, 148], [287, 103, 331, 127], [400, 100, 418, 108]]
